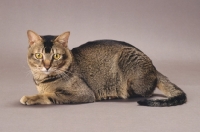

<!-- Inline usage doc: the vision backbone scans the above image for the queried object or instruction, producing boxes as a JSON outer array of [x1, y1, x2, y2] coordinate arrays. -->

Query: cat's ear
[[27, 30, 42, 45], [54, 32, 70, 47]]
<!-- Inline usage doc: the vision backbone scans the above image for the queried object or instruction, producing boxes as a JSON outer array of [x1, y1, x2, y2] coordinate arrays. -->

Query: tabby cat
[[20, 30, 187, 107]]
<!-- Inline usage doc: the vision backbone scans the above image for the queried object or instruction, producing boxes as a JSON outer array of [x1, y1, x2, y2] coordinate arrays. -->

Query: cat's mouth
[[34, 67, 60, 75], [41, 67, 54, 75]]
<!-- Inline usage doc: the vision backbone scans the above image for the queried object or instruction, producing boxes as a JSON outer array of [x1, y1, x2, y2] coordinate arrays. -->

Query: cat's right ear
[[27, 30, 42, 46], [54, 31, 70, 47]]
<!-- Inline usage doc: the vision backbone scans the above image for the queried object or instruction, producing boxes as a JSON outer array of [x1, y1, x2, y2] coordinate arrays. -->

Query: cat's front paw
[[20, 96, 37, 105]]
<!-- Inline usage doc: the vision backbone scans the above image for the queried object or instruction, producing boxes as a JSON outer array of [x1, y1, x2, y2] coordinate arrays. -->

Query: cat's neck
[[32, 66, 74, 85]]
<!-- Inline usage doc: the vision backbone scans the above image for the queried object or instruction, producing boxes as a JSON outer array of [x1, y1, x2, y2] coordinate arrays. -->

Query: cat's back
[[71, 40, 145, 70], [71, 40, 141, 57], [75, 39, 134, 49]]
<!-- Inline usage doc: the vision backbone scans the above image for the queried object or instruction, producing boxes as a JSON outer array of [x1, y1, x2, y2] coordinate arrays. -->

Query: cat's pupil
[[35, 53, 43, 59], [54, 54, 61, 60]]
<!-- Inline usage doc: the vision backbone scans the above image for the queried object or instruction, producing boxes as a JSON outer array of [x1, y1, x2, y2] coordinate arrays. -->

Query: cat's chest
[[36, 78, 68, 94], [36, 75, 80, 94]]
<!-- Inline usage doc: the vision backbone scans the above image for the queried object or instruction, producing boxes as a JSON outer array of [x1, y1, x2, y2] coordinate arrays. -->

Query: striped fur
[[20, 30, 187, 107]]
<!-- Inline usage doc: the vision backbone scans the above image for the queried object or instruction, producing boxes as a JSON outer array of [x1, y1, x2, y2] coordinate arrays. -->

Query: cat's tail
[[137, 71, 187, 107]]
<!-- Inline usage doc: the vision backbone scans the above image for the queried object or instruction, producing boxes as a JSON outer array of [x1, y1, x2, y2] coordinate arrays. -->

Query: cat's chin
[[43, 71, 51, 75], [42, 70, 58, 76]]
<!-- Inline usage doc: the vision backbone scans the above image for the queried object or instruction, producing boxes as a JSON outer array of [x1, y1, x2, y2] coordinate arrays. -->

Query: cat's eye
[[35, 53, 43, 59], [53, 53, 61, 60]]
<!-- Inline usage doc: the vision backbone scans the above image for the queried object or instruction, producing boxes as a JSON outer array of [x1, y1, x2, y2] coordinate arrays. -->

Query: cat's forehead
[[41, 35, 58, 53], [29, 35, 65, 54]]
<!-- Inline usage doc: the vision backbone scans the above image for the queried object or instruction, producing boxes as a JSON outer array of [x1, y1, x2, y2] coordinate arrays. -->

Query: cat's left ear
[[54, 32, 70, 47], [27, 30, 42, 46]]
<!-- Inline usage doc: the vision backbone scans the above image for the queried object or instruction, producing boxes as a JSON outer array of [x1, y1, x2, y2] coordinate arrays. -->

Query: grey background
[[0, 0, 200, 132]]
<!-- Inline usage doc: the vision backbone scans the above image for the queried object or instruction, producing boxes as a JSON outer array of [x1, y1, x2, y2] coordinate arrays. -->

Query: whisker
[[55, 69, 82, 88], [25, 70, 32, 77], [56, 69, 70, 81]]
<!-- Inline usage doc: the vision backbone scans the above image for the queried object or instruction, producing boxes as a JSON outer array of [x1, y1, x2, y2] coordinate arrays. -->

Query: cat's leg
[[119, 48, 157, 97], [20, 94, 54, 105], [20, 88, 95, 105], [129, 76, 157, 97], [126, 66, 157, 97]]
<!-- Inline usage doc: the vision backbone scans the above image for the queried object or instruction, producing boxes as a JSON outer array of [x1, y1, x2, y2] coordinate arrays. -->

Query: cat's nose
[[43, 60, 51, 71], [44, 65, 50, 71]]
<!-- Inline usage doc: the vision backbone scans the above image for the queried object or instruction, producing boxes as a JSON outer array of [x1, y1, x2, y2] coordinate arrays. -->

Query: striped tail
[[137, 71, 187, 107]]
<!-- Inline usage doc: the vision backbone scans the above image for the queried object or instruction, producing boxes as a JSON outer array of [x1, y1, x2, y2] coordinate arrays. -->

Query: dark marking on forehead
[[41, 35, 57, 53]]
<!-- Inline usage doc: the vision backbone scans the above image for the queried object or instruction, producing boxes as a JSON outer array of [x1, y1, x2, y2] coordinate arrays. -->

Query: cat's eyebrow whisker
[[51, 48, 54, 54], [42, 47, 46, 53]]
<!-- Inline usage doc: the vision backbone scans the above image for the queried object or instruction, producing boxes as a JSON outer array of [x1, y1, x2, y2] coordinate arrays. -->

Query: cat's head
[[27, 30, 72, 76]]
